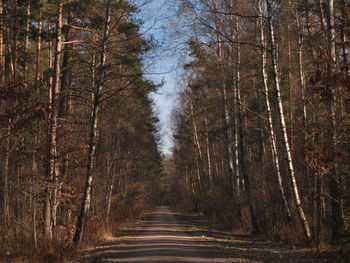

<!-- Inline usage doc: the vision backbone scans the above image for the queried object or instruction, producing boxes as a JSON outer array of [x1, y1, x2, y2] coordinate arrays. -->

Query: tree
[[73, 0, 112, 246], [0, 0, 163, 257], [169, 0, 349, 245]]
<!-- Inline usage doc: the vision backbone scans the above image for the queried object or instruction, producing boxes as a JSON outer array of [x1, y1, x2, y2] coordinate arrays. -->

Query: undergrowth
[[0, 205, 150, 263]]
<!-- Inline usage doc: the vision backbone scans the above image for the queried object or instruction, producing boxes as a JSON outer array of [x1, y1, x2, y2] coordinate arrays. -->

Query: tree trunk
[[204, 116, 213, 186], [235, 42, 259, 232], [223, 80, 235, 190], [32, 150, 38, 248], [259, 3, 292, 223], [105, 171, 115, 223], [24, 0, 31, 80], [36, 15, 42, 82], [315, 171, 323, 250], [0, 0, 4, 85], [340, 0, 348, 76], [327, 0, 343, 240], [10, 0, 18, 82], [190, 100, 204, 192], [73, 0, 112, 246], [59, 13, 72, 118], [105, 146, 119, 223], [266, 0, 311, 241], [296, 9, 310, 189], [190, 102, 203, 162], [3, 120, 10, 227], [48, 24, 53, 86], [47, 0, 63, 237], [215, 15, 235, 189], [234, 66, 241, 197], [44, 189, 52, 239]]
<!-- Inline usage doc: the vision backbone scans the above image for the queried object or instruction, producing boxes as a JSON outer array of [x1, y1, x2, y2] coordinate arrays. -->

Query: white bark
[[204, 116, 213, 186], [222, 81, 235, 190], [74, 0, 112, 246], [36, 17, 42, 82], [105, 139, 120, 223], [229, 0, 241, 196], [46, 0, 63, 237], [189, 100, 204, 193], [294, 6, 312, 197], [214, 13, 235, 189], [105, 154, 115, 223], [266, 0, 311, 240], [259, 5, 291, 222], [190, 100, 203, 161], [234, 42, 241, 196]]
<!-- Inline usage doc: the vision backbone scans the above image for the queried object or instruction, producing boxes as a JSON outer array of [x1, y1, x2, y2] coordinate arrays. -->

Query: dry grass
[[179, 212, 341, 263], [0, 208, 147, 263]]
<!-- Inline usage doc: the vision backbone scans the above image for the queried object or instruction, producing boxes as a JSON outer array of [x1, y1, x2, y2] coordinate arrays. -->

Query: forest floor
[[76, 206, 340, 263]]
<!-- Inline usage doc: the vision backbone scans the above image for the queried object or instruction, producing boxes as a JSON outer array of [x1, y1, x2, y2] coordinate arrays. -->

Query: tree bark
[[234, 64, 241, 197], [259, 5, 292, 223], [327, 0, 343, 240], [24, 0, 31, 80], [0, 0, 4, 85], [10, 0, 18, 82], [3, 119, 10, 227], [215, 14, 235, 189], [59, 13, 72, 118], [46, 0, 63, 238], [222, 80, 235, 190], [340, 0, 348, 76], [0, 0, 5, 230], [105, 155, 115, 223], [73, 0, 112, 246], [44, 189, 52, 239], [315, 171, 323, 250], [35, 15, 42, 82], [48, 22, 53, 87], [204, 115, 213, 186], [235, 42, 259, 232], [32, 149, 38, 248], [105, 136, 120, 223], [189, 100, 204, 193], [296, 8, 310, 185], [266, 0, 311, 241]]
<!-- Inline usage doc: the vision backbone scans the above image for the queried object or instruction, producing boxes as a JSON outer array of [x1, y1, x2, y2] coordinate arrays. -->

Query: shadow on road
[[78, 206, 338, 263]]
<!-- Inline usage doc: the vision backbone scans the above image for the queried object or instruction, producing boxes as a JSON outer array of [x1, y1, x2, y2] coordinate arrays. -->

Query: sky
[[137, 0, 182, 155]]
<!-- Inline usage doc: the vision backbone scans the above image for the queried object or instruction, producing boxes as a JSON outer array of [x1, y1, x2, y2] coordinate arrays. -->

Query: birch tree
[[73, 0, 112, 246], [265, 0, 311, 241], [259, 2, 291, 223]]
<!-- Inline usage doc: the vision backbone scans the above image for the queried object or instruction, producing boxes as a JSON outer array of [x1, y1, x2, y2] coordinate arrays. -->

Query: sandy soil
[[77, 206, 339, 263], [78, 206, 228, 263]]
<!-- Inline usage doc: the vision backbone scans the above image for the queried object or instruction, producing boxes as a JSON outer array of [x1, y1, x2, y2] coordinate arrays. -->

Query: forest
[[0, 0, 163, 260], [0, 0, 349, 262], [168, 0, 349, 255]]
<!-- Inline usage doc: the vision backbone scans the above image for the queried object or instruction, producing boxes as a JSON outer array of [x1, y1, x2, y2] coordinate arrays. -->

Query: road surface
[[80, 206, 228, 263]]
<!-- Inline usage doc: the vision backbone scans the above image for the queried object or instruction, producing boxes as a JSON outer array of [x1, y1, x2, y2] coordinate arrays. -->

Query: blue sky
[[137, 0, 181, 155]]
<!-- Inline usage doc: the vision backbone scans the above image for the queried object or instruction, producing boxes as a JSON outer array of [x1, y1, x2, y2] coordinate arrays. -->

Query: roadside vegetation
[[0, 0, 349, 262], [166, 0, 349, 260], [0, 0, 162, 261]]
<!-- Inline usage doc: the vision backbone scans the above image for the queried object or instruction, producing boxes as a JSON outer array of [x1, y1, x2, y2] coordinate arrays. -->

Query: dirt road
[[79, 206, 228, 263], [79, 206, 338, 263]]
